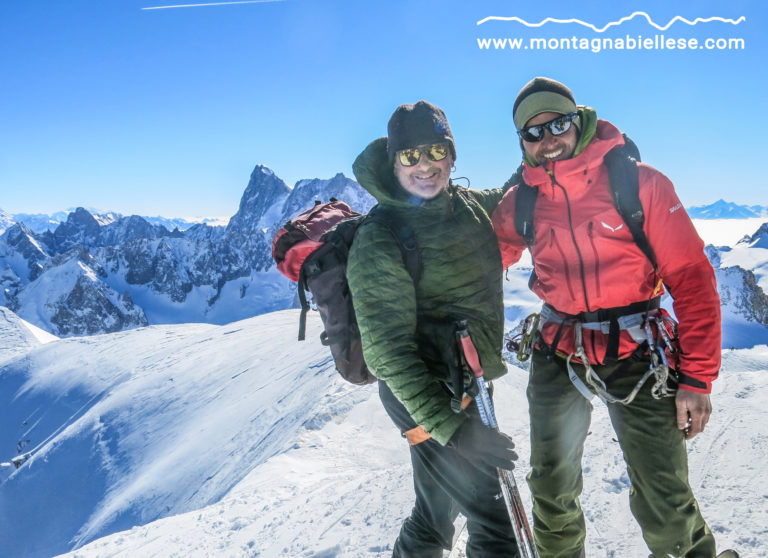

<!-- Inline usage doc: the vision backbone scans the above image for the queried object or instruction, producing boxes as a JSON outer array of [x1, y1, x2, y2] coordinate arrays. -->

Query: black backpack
[[272, 201, 421, 385], [512, 135, 658, 284]]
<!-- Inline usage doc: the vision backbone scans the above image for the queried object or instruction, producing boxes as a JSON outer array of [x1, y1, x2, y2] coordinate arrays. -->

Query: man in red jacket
[[492, 77, 726, 557]]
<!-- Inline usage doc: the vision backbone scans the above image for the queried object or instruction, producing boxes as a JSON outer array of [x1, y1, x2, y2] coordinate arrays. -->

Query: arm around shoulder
[[491, 185, 527, 269]]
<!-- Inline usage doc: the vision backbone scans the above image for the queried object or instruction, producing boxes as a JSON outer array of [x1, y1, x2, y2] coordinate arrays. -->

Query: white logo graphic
[[601, 221, 625, 233], [476, 12, 746, 32], [669, 203, 684, 214]]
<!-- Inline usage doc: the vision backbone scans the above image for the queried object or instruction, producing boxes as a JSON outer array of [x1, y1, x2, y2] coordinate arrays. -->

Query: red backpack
[[272, 200, 421, 385]]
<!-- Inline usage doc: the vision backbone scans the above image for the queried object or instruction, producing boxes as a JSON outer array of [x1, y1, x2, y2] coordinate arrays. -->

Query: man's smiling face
[[393, 143, 453, 199], [521, 111, 578, 165]]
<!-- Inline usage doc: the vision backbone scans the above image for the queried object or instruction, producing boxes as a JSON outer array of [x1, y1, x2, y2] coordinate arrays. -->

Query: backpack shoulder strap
[[603, 139, 659, 273], [511, 162, 537, 249], [514, 184, 538, 249], [363, 205, 422, 284], [508, 164, 540, 290]]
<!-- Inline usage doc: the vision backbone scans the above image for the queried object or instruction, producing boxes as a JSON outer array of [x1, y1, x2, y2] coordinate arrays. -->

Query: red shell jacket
[[492, 120, 721, 393]]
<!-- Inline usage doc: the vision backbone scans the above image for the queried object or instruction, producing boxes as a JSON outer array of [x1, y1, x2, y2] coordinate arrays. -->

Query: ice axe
[[455, 320, 540, 558]]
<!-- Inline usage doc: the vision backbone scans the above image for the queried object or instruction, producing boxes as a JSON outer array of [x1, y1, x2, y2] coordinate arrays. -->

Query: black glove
[[448, 416, 518, 472]]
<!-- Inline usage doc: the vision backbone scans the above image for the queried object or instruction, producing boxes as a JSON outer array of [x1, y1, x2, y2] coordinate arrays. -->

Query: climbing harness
[[565, 309, 680, 405], [508, 302, 681, 405]]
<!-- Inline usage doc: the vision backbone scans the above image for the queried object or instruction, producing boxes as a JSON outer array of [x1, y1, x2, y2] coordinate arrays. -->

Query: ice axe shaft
[[455, 320, 540, 558]]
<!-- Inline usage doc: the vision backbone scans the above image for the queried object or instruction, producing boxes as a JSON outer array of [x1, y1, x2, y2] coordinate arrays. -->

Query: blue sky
[[0, 0, 764, 217]]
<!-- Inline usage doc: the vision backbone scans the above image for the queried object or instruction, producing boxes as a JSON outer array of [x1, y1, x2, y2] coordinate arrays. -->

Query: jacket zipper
[[586, 221, 602, 298], [550, 228, 576, 300], [548, 167, 591, 312]]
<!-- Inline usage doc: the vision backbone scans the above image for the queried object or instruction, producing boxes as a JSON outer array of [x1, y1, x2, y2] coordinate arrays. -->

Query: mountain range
[[1, 168, 767, 341], [0, 209, 228, 236], [0, 167, 374, 337], [3, 199, 765, 239], [687, 199, 767, 219]]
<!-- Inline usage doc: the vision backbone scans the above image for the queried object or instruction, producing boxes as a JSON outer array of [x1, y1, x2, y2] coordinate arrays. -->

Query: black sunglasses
[[396, 143, 450, 167], [518, 112, 578, 143]]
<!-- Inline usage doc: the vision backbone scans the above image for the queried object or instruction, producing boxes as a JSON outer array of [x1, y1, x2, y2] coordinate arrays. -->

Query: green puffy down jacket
[[347, 137, 508, 445]]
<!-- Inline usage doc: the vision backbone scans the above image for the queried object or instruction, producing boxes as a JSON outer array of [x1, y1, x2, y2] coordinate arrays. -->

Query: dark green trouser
[[527, 349, 716, 558], [378, 381, 519, 558]]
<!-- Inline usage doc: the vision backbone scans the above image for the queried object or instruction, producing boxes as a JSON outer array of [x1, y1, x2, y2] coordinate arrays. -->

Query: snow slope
[[0, 311, 350, 557], [61, 340, 764, 558], [0, 309, 762, 557], [0, 306, 57, 367]]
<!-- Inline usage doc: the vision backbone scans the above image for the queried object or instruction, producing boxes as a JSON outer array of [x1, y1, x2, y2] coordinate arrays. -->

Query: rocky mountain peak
[[717, 266, 768, 327], [282, 173, 375, 221], [2, 223, 50, 281], [4, 222, 37, 245], [53, 207, 101, 253], [69, 207, 100, 227], [746, 223, 768, 249], [227, 165, 291, 236], [100, 215, 169, 246]]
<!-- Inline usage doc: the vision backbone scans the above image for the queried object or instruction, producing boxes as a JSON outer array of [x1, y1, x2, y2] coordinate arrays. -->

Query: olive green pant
[[527, 349, 716, 558]]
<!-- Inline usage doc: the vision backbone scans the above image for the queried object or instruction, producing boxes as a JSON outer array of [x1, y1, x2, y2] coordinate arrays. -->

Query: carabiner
[[515, 313, 541, 362]]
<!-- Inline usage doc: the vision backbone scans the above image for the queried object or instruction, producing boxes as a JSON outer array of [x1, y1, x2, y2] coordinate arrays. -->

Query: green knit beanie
[[513, 77, 579, 130]]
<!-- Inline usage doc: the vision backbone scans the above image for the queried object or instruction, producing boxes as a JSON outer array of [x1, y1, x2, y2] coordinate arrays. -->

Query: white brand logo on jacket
[[601, 221, 624, 232], [669, 203, 683, 213]]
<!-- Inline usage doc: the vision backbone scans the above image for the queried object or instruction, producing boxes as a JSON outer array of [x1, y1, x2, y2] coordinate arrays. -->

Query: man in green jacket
[[346, 101, 519, 557]]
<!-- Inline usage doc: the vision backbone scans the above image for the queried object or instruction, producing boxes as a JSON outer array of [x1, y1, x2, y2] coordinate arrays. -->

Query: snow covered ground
[[1, 308, 764, 558], [0, 306, 58, 367], [0, 216, 765, 558]]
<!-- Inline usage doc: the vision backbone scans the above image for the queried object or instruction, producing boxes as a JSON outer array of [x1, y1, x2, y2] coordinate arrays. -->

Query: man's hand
[[675, 389, 712, 440], [447, 416, 518, 475]]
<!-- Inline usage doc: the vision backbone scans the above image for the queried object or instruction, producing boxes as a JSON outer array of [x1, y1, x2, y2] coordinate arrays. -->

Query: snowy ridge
[[0, 209, 13, 236], [0, 306, 57, 367], [740, 222, 768, 249], [0, 306, 763, 556], [12, 248, 148, 336], [1, 311, 365, 556], [0, 209, 228, 236], [695, 220, 768, 348], [1, 211, 69, 234]]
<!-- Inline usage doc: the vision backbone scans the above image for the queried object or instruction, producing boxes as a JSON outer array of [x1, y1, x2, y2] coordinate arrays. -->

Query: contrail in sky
[[142, 0, 283, 10]]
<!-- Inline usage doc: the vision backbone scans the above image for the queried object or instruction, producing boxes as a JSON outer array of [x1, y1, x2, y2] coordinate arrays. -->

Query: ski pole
[[455, 321, 540, 558]]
